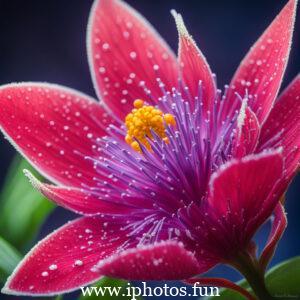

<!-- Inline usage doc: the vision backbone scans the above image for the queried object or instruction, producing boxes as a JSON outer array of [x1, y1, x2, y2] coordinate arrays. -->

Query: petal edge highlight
[[172, 10, 216, 111]]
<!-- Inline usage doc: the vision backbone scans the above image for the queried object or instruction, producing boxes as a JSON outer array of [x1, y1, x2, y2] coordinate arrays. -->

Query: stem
[[232, 252, 274, 300]]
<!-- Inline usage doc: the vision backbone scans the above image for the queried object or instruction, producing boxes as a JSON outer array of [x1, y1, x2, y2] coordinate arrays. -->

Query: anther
[[125, 99, 176, 152]]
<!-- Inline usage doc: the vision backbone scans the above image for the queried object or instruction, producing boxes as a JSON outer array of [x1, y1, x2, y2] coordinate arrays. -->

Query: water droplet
[[74, 260, 83, 266], [153, 64, 159, 71], [123, 31, 130, 39], [49, 264, 57, 270], [102, 43, 110, 51], [130, 51, 137, 59], [126, 21, 133, 29], [99, 67, 106, 74]]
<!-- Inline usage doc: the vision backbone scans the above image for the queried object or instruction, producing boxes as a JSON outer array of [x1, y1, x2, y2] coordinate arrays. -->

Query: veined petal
[[1, 217, 131, 296], [0, 83, 114, 187], [258, 75, 300, 184], [172, 11, 216, 111], [24, 170, 136, 216], [92, 241, 200, 280], [207, 151, 283, 254], [87, 0, 179, 119], [2, 217, 200, 295], [228, 0, 297, 124]]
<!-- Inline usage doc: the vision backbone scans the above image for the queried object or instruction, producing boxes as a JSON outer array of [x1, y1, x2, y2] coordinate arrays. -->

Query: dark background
[[0, 0, 299, 299]]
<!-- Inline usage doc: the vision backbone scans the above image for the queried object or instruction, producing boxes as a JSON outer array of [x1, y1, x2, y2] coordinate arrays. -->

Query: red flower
[[0, 0, 299, 297]]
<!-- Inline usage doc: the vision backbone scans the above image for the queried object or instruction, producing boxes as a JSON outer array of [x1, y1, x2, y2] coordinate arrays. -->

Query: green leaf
[[0, 236, 21, 283], [264, 256, 300, 299], [204, 256, 300, 299], [0, 155, 55, 250], [79, 277, 142, 300]]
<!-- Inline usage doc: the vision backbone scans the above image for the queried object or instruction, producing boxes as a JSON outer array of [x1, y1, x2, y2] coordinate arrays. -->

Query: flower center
[[125, 99, 176, 152]]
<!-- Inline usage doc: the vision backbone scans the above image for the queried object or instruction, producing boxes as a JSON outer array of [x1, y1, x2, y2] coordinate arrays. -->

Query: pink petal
[[258, 75, 300, 184], [87, 0, 179, 119], [259, 203, 287, 271], [24, 170, 135, 216], [208, 151, 283, 245], [2, 217, 130, 296], [172, 11, 216, 111], [2, 218, 201, 295], [227, 0, 297, 124], [0, 83, 114, 187], [92, 241, 200, 280], [233, 103, 260, 158]]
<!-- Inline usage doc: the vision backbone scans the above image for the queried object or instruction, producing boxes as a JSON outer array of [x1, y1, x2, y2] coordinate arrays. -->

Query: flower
[[0, 0, 299, 297]]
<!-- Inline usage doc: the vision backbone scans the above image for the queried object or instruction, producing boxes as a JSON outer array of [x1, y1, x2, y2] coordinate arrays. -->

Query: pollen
[[125, 99, 176, 152]]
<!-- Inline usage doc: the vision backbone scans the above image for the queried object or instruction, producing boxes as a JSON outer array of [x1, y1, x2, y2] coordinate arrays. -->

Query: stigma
[[125, 99, 176, 152]]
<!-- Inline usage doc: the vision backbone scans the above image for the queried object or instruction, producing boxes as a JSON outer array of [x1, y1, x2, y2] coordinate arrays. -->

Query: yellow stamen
[[164, 113, 176, 126], [125, 99, 176, 152], [133, 99, 144, 109]]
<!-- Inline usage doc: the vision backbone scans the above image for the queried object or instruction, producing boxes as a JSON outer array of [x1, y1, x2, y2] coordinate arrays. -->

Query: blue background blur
[[0, 0, 299, 299]]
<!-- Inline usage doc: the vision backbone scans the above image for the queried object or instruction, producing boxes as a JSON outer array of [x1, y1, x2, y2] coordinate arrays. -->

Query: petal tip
[[1, 280, 18, 296], [23, 169, 43, 192], [1, 284, 11, 295], [228, 0, 298, 124], [87, 0, 178, 118], [171, 10, 189, 38]]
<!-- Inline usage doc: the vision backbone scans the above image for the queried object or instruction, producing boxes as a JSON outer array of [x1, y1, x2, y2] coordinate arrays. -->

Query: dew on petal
[[41, 271, 49, 277], [49, 264, 58, 270], [99, 67, 106, 74], [153, 64, 159, 71], [74, 260, 83, 266], [130, 51, 137, 60], [102, 43, 110, 50]]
